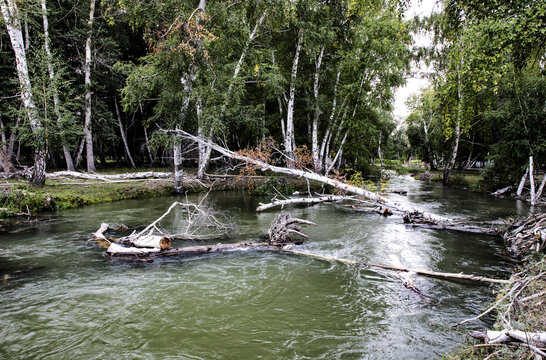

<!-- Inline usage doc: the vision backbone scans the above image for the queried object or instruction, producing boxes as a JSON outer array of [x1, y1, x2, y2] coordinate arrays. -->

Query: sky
[[392, 0, 438, 121]]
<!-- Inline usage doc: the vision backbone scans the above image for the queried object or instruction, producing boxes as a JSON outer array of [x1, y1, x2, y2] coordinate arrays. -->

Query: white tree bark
[[529, 156, 536, 205], [443, 49, 463, 184], [535, 173, 546, 200], [257, 194, 356, 212], [41, 0, 75, 171], [173, 133, 184, 192], [196, 97, 211, 179], [84, 0, 96, 172], [312, 46, 324, 173], [171, 129, 451, 223], [325, 131, 348, 175], [516, 167, 528, 196], [284, 30, 303, 168], [114, 98, 136, 168], [1, 0, 47, 184]]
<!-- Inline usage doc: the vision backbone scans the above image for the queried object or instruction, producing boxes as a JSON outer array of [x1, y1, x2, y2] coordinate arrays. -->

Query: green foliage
[[253, 177, 294, 197]]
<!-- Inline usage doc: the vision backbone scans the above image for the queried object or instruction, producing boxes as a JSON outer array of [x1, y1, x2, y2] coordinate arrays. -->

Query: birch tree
[[41, 0, 75, 171], [83, 0, 96, 172], [1, 0, 47, 184]]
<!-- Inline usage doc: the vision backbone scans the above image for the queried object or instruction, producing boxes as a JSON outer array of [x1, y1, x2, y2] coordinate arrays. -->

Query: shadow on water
[[0, 176, 527, 359]]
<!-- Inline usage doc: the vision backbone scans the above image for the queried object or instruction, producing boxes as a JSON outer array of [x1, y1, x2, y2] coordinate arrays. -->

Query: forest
[[1, 0, 545, 359], [1, 0, 542, 191]]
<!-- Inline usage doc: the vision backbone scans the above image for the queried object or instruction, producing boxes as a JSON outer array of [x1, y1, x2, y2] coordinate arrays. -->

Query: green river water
[[0, 176, 528, 359]]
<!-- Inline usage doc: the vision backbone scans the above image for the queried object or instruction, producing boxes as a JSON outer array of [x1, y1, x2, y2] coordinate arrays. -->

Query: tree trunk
[[284, 29, 303, 168], [1, 0, 46, 185], [83, 0, 96, 172], [173, 134, 184, 193], [516, 167, 529, 196], [312, 46, 324, 173], [172, 129, 451, 223], [0, 147, 15, 173], [377, 132, 383, 168], [196, 97, 211, 179], [325, 131, 348, 175], [535, 173, 546, 200], [443, 62, 462, 184], [114, 98, 136, 168], [529, 156, 536, 205], [41, 0, 74, 171]]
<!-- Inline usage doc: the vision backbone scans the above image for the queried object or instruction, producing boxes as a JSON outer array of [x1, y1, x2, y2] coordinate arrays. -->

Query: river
[[0, 176, 528, 359]]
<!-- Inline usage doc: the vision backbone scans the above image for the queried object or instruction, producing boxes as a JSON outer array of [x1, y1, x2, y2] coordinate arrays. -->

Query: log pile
[[94, 211, 316, 258], [503, 213, 546, 257]]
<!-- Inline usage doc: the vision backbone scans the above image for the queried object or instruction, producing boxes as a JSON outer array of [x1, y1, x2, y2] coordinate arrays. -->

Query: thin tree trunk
[[0, 147, 15, 173], [173, 133, 183, 193], [535, 173, 546, 200], [114, 98, 135, 168], [325, 131, 348, 175], [41, 0, 75, 171], [312, 46, 324, 173], [529, 156, 536, 205], [516, 167, 528, 196], [285, 29, 303, 168], [84, 0, 96, 172], [443, 56, 463, 184], [196, 97, 211, 179], [1, 0, 47, 185], [377, 133, 383, 167], [423, 106, 436, 170]]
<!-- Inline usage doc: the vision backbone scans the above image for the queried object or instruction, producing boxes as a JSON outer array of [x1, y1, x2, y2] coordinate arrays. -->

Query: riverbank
[[0, 170, 324, 218], [444, 243, 545, 359]]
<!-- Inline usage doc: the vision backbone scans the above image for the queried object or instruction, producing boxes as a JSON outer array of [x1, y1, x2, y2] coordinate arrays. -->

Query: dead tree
[[165, 129, 451, 223]]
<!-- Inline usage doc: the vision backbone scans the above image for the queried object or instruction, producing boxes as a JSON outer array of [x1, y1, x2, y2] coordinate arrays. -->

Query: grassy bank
[[0, 179, 174, 217], [0, 170, 326, 218]]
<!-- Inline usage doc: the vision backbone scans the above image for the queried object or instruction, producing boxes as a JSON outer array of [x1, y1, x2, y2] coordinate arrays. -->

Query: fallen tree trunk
[[94, 223, 171, 250], [404, 223, 500, 235], [491, 185, 513, 196], [47, 171, 172, 181], [403, 211, 500, 235], [280, 248, 510, 284], [257, 194, 357, 212], [167, 129, 451, 223], [470, 330, 546, 357], [106, 240, 276, 257]]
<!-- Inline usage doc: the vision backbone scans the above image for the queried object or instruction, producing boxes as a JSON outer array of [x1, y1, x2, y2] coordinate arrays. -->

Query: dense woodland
[[0, 0, 544, 190]]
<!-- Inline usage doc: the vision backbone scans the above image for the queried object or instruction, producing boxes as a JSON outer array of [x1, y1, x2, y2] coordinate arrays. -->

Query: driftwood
[[491, 185, 513, 196], [106, 240, 276, 257], [403, 211, 501, 236], [503, 213, 546, 257], [168, 129, 451, 223], [101, 211, 315, 258], [93, 223, 172, 250], [47, 171, 172, 181], [470, 330, 546, 357], [396, 271, 436, 304], [267, 212, 317, 244], [257, 194, 356, 212], [280, 248, 510, 284]]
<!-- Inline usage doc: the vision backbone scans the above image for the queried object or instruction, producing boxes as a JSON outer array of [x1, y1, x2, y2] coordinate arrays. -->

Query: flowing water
[[0, 176, 529, 359]]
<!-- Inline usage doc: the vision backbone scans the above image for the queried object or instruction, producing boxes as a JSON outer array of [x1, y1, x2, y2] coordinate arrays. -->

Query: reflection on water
[[0, 177, 525, 359]]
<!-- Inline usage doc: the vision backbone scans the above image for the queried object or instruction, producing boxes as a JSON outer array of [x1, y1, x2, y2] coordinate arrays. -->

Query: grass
[[0, 179, 173, 216]]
